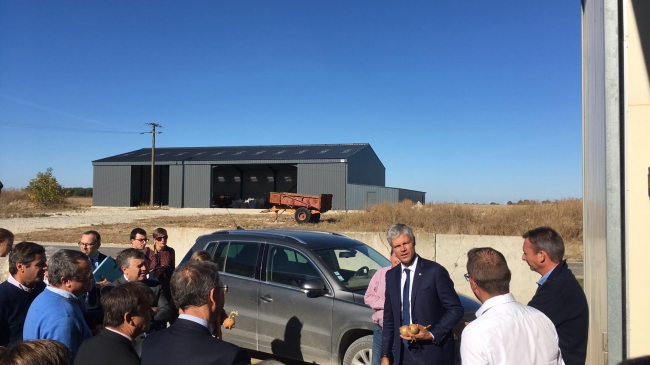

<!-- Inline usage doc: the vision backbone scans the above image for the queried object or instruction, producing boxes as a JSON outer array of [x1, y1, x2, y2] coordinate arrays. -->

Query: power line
[[0, 120, 140, 134]]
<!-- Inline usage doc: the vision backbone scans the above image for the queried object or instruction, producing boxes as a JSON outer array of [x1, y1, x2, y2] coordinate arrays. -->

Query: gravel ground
[[0, 207, 309, 234]]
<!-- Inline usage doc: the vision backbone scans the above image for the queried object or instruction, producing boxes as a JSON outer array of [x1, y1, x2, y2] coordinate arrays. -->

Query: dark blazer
[[141, 318, 251, 365], [528, 260, 589, 365], [74, 328, 140, 365], [94, 252, 108, 266], [102, 277, 171, 331], [382, 256, 464, 365]]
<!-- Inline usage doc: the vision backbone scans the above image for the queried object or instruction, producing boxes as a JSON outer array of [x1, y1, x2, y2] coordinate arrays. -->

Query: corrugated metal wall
[[582, 0, 623, 363], [169, 164, 184, 208], [347, 145, 385, 186], [344, 184, 426, 210], [398, 189, 425, 204], [92, 165, 131, 207], [345, 184, 398, 210], [297, 163, 346, 210], [182, 165, 212, 208]]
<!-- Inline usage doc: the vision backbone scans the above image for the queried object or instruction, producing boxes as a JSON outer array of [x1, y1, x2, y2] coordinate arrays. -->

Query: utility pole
[[141, 123, 162, 207]]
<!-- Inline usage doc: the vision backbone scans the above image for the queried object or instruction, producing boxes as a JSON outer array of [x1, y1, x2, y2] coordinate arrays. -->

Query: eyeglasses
[[78, 242, 97, 248], [133, 238, 149, 243], [217, 284, 228, 294], [154, 236, 168, 241], [464, 273, 470, 281]]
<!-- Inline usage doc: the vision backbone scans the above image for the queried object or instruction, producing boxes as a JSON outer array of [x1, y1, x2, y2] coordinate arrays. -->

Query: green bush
[[26, 168, 68, 206]]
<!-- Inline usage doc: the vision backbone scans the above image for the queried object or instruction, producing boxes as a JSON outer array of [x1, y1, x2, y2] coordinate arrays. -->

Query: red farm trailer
[[267, 192, 333, 223]]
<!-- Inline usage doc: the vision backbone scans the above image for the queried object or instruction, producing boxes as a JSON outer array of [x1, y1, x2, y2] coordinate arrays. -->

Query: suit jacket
[[382, 256, 464, 365], [74, 328, 140, 365], [528, 260, 588, 365], [102, 277, 171, 331], [141, 318, 251, 365]]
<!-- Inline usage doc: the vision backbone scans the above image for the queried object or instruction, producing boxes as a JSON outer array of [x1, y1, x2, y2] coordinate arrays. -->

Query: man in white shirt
[[75, 281, 152, 365], [460, 247, 563, 365]]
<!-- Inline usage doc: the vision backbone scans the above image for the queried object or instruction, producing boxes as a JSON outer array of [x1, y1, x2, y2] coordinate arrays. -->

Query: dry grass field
[[0, 189, 92, 218], [2, 190, 583, 260]]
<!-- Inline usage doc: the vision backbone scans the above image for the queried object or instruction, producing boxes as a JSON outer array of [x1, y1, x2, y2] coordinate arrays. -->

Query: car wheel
[[343, 335, 373, 365], [294, 207, 311, 223]]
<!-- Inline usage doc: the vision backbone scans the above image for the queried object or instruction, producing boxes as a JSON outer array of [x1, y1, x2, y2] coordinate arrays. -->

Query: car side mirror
[[300, 278, 328, 296]]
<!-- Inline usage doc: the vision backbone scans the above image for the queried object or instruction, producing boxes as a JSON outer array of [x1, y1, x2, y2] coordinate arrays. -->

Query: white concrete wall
[[624, 0, 650, 357], [167, 227, 215, 264], [434, 234, 540, 305], [169, 228, 540, 304]]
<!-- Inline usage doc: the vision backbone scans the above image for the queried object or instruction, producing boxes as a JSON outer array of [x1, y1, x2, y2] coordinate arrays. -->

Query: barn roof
[[93, 143, 371, 164]]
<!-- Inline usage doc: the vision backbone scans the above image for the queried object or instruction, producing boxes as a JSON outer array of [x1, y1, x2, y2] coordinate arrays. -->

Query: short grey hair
[[386, 223, 415, 245], [116, 248, 146, 269], [48, 249, 88, 287], [171, 261, 220, 310], [522, 226, 565, 263]]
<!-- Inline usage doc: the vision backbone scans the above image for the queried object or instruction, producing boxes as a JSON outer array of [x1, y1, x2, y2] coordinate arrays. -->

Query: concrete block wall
[[434, 234, 539, 305], [167, 228, 538, 304]]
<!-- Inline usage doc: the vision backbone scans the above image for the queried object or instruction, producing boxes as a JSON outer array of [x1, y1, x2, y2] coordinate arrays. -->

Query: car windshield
[[313, 244, 390, 291]]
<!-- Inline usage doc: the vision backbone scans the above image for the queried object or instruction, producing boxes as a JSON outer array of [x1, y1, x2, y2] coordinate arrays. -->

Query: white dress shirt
[[460, 293, 564, 365], [400, 255, 419, 325]]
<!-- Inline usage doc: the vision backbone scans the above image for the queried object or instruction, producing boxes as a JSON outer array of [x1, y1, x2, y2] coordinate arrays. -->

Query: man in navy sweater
[[522, 227, 589, 365], [0, 241, 47, 346]]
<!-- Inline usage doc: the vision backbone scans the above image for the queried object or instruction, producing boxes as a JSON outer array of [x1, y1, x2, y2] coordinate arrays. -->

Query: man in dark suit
[[141, 261, 250, 365], [381, 224, 464, 365], [522, 226, 589, 365], [75, 281, 152, 365], [102, 249, 171, 332], [78, 230, 109, 331]]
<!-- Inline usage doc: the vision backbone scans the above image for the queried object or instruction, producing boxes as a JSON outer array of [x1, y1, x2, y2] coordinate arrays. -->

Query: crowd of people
[[0, 224, 648, 365], [0, 227, 252, 365]]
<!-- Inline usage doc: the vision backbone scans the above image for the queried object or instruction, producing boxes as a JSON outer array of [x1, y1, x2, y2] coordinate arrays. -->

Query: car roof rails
[[261, 227, 352, 239]]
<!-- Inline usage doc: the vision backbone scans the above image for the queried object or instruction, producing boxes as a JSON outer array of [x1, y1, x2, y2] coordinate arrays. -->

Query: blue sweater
[[0, 280, 46, 346], [23, 287, 92, 362]]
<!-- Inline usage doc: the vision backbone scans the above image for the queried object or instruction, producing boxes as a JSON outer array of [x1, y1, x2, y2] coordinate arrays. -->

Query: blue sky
[[0, 1, 581, 204]]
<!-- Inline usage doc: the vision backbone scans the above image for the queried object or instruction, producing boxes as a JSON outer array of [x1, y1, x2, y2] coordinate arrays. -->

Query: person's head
[[0, 339, 71, 365], [101, 281, 152, 338], [0, 228, 14, 257], [116, 248, 148, 282], [130, 228, 148, 250], [521, 226, 565, 275], [389, 248, 400, 268], [9, 242, 47, 287], [171, 261, 224, 320], [190, 250, 212, 262], [386, 223, 417, 266], [152, 228, 168, 249], [78, 230, 101, 258], [48, 249, 91, 296], [466, 247, 511, 302]]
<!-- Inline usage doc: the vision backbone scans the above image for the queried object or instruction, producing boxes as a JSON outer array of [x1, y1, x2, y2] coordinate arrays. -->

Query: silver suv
[[179, 229, 480, 365]]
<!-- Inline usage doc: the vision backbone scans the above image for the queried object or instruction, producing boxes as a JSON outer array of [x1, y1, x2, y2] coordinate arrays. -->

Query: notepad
[[93, 256, 122, 283]]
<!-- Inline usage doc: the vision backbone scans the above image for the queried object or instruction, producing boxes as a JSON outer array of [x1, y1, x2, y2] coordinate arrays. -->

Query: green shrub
[[25, 168, 68, 206]]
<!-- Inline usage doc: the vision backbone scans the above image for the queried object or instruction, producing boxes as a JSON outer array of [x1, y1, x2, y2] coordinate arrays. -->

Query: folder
[[93, 256, 122, 283]]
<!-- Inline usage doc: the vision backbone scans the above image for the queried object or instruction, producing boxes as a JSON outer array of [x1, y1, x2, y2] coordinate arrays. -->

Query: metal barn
[[92, 143, 425, 210]]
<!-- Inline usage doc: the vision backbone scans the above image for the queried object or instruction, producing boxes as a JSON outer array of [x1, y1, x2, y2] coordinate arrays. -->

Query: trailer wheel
[[295, 207, 311, 223], [310, 213, 321, 223]]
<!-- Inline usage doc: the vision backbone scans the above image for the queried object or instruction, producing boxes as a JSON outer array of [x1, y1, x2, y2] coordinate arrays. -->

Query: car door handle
[[259, 295, 273, 303]]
